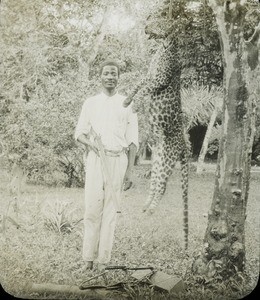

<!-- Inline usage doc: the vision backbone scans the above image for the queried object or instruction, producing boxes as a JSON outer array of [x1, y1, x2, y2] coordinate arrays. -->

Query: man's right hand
[[77, 134, 99, 156], [87, 141, 99, 156]]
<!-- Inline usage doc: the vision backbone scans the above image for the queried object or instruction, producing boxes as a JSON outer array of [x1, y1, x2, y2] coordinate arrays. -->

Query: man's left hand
[[123, 179, 133, 191]]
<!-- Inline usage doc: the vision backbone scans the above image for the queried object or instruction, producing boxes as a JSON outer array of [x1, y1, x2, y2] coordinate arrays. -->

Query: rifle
[[79, 265, 154, 290], [90, 127, 121, 213], [105, 265, 154, 271]]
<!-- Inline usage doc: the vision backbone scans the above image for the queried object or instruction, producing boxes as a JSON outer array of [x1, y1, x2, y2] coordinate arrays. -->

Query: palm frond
[[181, 84, 223, 129]]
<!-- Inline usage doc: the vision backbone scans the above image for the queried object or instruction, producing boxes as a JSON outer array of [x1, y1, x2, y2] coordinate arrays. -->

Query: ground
[[0, 163, 259, 299]]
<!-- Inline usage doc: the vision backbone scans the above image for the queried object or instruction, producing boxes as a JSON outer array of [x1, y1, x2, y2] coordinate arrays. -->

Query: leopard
[[123, 27, 190, 250]]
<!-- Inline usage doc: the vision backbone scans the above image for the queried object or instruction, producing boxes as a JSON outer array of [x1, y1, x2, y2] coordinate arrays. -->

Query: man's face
[[101, 65, 119, 90]]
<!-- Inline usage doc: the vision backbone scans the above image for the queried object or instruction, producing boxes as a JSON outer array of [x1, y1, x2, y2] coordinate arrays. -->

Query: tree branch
[[245, 22, 260, 70], [245, 21, 260, 47]]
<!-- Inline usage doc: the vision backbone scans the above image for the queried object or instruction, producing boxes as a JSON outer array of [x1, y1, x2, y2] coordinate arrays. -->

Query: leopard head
[[144, 0, 194, 40]]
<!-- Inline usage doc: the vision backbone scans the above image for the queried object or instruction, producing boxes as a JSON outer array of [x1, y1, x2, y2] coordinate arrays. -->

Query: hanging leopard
[[123, 35, 190, 250]]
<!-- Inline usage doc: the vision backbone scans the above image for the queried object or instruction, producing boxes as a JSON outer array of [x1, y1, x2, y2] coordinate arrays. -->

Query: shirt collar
[[100, 91, 118, 98]]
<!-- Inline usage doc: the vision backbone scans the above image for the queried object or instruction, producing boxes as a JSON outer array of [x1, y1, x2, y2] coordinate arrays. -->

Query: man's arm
[[124, 143, 137, 190], [127, 143, 137, 171], [77, 133, 99, 155], [123, 101, 139, 190], [75, 99, 99, 154]]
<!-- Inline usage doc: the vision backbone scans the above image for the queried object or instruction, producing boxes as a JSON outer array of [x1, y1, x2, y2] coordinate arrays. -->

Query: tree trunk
[[25, 282, 121, 299], [192, 0, 259, 280], [0, 140, 4, 158], [196, 106, 219, 174]]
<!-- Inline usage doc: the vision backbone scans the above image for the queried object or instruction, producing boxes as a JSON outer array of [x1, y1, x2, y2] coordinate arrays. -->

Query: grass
[[0, 164, 259, 299]]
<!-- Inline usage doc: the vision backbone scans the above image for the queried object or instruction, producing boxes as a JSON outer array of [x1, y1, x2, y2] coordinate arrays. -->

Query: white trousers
[[83, 150, 128, 264]]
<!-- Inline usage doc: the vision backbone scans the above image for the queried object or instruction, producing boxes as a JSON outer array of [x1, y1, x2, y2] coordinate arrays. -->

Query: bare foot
[[97, 264, 106, 271], [84, 261, 93, 270]]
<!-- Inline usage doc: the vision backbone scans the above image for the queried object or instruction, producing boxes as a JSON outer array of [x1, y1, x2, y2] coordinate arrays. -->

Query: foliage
[[42, 199, 80, 234], [143, 0, 223, 87], [0, 0, 150, 186], [181, 84, 222, 129], [0, 0, 258, 186]]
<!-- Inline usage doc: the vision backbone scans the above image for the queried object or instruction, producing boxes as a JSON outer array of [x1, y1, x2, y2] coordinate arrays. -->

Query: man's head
[[100, 60, 120, 76], [100, 60, 120, 92]]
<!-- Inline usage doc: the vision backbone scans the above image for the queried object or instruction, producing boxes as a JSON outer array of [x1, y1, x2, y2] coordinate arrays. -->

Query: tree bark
[[25, 282, 122, 299], [192, 0, 259, 280], [196, 106, 219, 174]]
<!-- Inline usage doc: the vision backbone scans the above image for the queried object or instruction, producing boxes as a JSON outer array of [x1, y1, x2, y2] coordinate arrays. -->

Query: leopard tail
[[180, 148, 189, 250]]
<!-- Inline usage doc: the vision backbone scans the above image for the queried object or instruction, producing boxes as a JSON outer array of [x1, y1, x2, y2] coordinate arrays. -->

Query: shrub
[[42, 199, 81, 234]]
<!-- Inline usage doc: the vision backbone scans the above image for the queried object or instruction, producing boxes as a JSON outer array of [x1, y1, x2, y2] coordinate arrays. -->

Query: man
[[75, 60, 138, 270]]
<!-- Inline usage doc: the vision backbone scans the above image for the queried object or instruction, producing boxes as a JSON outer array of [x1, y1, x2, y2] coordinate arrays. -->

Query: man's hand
[[123, 170, 133, 191], [123, 143, 137, 191], [76, 134, 99, 156], [123, 180, 133, 191], [87, 140, 99, 156]]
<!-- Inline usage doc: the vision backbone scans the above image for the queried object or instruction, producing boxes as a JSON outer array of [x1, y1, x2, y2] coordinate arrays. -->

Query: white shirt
[[75, 92, 138, 152]]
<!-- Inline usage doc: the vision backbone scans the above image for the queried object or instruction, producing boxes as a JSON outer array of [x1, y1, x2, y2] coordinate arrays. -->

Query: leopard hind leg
[[142, 155, 160, 212], [145, 143, 177, 214]]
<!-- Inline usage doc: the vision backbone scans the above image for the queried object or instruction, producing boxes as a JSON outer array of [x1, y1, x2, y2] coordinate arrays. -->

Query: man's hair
[[99, 60, 120, 76]]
